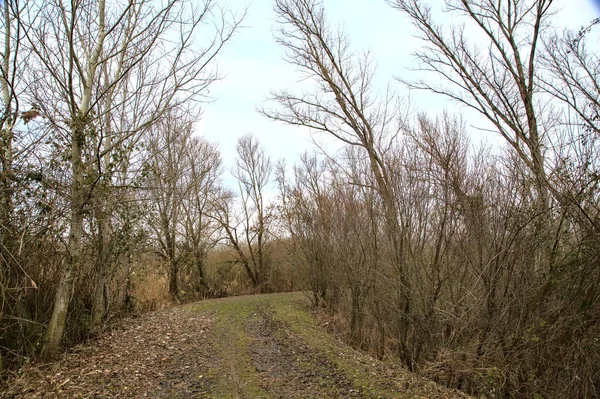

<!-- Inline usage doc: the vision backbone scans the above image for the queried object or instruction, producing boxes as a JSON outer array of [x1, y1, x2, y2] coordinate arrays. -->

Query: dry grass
[[131, 266, 171, 312]]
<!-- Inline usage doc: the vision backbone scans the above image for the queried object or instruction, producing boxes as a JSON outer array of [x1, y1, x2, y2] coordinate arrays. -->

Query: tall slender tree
[[16, 0, 241, 358], [264, 0, 413, 366], [233, 134, 273, 291]]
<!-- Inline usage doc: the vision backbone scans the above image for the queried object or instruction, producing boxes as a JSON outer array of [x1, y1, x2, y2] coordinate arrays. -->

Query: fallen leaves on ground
[[1, 293, 469, 399]]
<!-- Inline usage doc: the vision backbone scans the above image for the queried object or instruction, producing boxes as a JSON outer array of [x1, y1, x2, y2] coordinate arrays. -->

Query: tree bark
[[169, 258, 179, 299], [91, 205, 111, 325], [0, 0, 14, 370], [42, 123, 85, 357]]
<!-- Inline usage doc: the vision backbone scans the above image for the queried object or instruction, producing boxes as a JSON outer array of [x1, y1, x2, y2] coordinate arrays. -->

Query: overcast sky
[[197, 0, 600, 190]]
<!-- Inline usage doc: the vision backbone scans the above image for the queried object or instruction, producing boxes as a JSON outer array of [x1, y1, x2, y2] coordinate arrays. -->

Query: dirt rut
[[3, 293, 468, 399]]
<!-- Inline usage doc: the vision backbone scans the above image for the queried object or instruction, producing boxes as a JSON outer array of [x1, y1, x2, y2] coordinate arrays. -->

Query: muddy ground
[[2, 293, 468, 398]]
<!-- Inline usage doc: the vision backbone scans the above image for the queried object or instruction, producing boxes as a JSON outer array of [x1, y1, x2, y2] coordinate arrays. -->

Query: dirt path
[[3, 293, 467, 398]]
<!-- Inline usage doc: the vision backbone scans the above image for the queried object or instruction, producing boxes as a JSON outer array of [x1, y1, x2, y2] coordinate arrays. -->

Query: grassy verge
[[270, 293, 423, 399]]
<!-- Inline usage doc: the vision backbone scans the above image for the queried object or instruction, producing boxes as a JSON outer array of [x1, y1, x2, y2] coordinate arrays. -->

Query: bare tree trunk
[[166, 234, 179, 299], [196, 250, 208, 291], [42, 124, 85, 358], [91, 205, 111, 325], [40, 0, 106, 357], [169, 258, 179, 299], [0, 1, 14, 371], [0, 0, 14, 243], [41, 259, 75, 358]]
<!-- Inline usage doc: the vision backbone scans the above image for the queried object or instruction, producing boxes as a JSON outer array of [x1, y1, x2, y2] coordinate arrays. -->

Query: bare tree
[[543, 20, 600, 136], [179, 137, 222, 294], [146, 110, 190, 300], [541, 21, 600, 234], [232, 134, 273, 290], [0, 0, 20, 372], [276, 154, 335, 307], [0, 0, 44, 371], [17, 0, 241, 358], [264, 0, 415, 367], [212, 187, 256, 286], [389, 0, 553, 212], [0, 0, 18, 252], [211, 135, 274, 292]]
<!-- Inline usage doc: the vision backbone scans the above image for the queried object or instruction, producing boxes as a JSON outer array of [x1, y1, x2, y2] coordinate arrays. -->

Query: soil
[[2, 292, 468, 399]]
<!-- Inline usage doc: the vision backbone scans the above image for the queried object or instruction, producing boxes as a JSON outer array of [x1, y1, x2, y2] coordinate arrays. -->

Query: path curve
[[3, 293, 468, 399]]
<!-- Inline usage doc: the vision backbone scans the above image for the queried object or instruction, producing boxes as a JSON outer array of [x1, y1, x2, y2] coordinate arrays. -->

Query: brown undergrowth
[[2, 292, 469, 398]]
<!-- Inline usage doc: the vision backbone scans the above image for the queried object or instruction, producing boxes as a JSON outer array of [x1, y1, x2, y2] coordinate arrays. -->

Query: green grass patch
[[270, 294, 423, 399], [185, 292, 463, 399], [188, 295, 271, 398]]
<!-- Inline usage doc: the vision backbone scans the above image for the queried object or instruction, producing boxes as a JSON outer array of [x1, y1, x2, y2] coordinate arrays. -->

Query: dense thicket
[[268, 0, 600, 397]]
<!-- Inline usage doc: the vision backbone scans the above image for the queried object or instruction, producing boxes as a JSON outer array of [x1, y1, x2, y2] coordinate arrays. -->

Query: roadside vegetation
[[0, 0, 599, 398], [3, 293, 467, 398]]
